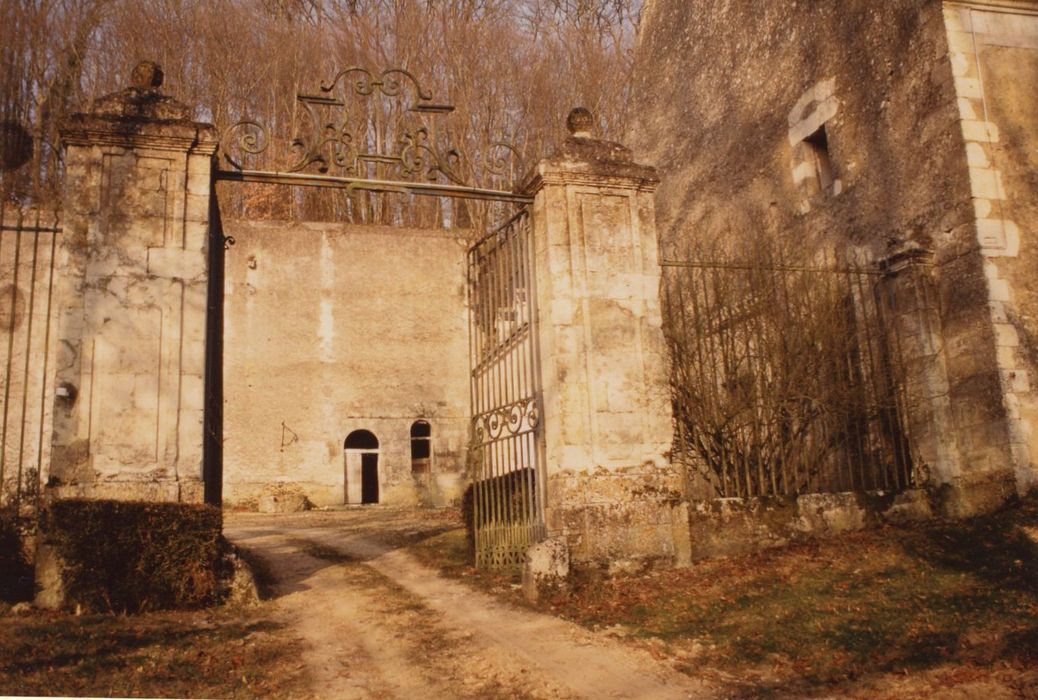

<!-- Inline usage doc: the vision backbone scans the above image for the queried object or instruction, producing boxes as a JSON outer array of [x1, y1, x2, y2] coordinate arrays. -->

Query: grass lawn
[[0, 605, 308, 699], [409, 496, 1038, 697]]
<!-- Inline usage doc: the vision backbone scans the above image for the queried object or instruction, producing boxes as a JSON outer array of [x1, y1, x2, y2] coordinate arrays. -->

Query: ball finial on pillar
[[130, 61, 164, 90], [566, 107, 595, 139]]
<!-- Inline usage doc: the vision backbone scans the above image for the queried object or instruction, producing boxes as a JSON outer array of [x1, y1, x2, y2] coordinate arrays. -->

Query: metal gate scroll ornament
[[216, 66, 531, 203]]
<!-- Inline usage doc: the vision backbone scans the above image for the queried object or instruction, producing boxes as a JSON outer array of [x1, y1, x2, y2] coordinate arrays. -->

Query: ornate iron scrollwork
[[472, 397, 539, 447], [218, 66, 523, 194]]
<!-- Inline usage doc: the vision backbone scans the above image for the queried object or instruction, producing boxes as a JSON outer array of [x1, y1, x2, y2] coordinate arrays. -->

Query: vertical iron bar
[[493, 229, 506, 547], [490, 233, 502, 555], [37, 222, 57, 509], [776, 268, 799, 494], [509, 216, 520, 552], [518, 217, 535, 528], [478, 243, 491, 564], [877, 272, 913, 491], [0, 200, 6, 500], [15, 213, 42, 506], [504, 225, 517, 542], [694, 266, 729, 496], [892, 277, 914, 488], [853, 271, 885, 491], [873, 276, 892, 490], [467, 245, 479, 563], [523, 210, 546, 536], [1, 212, 24, 503]]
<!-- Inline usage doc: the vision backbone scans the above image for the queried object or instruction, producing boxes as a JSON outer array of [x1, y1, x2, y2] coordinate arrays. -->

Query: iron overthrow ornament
[[217, 66, 528, 202]]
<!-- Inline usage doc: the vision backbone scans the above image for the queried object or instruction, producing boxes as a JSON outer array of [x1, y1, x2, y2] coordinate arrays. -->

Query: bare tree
[[1, 0, 643, 228]]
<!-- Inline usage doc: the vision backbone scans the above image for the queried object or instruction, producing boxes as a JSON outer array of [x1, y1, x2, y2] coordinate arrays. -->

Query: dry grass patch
[[0, 606, 308, 698], [406, 527, 524, 600], [550, 498, 1038, 696]]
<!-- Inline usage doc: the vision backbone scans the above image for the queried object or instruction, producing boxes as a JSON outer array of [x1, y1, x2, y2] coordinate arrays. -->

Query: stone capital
[[522, 135, 660, 195], [61, 111, 217, 155]]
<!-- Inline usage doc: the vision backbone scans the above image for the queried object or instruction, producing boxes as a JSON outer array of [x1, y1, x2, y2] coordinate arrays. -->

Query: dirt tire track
[[226, 514, 717, 699]]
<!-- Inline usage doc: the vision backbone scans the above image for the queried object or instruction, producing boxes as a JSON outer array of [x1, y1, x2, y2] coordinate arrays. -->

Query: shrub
[[0, 508, 34, 602], [41, 499, 223, 613]]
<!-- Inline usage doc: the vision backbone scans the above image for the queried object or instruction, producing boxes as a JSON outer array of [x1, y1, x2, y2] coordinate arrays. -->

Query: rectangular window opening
[[805, 125, 835, 196]]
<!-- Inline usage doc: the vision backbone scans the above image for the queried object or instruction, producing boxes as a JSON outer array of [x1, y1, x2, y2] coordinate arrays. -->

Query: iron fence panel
[[0, 203, 61, 511], [662, 259, 913, 499]]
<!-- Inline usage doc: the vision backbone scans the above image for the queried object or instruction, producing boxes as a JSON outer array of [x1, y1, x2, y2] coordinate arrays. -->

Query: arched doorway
[[344, 430, 379, 505]]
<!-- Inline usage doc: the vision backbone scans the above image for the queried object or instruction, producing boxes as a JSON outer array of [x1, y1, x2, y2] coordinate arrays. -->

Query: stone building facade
[[34, 61, 686, 572], [220, 220, 470, 507], [629, 0, 1038, 514]]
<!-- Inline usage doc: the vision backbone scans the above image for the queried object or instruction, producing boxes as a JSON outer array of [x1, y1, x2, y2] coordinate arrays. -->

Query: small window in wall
[[788, 78, 842, 212], [410, 420, 431, 474], [804, 125, 835, 196]]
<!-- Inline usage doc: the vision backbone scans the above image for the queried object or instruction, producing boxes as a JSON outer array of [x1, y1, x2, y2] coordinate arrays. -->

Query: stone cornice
[[521, 135, 660, 196], [61, 70, 217, 156], [879, 241, 935, 276], [61, 114, 218, 155], [523, 169, 659, 196]]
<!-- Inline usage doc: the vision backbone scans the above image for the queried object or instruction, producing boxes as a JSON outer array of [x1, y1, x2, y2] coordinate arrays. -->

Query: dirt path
[[225, 509, 717, 700]]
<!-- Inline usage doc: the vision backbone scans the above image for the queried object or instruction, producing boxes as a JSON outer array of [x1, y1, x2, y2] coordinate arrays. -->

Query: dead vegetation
[[409, 497, 1038, 697], [662, 237, 914, 501], [5, 503, 1036, 697]]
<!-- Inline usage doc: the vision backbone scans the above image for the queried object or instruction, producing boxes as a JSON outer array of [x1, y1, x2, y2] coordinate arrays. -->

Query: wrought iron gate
[[467, 207, 546, 571], [0, 203, 61, 511]]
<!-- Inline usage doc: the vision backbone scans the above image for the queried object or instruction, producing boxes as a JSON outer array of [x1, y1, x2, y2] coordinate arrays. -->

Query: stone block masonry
[[629, 0, 1038, 515], [943, 1, 1038, 495]]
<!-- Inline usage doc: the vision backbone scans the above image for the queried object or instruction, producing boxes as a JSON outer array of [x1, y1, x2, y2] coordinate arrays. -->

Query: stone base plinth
[[46, 478, 204, 503], [545, 465, 691, 571], [686, 489, 935, 560], [937, 469, 1017, 518]]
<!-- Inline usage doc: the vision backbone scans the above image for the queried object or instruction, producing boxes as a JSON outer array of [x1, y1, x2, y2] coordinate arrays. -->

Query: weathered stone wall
[[687, 490, 933, 560], [220, 220, 470, 508], [631, 0, 963, 260], [630, 0, 1038, 511]]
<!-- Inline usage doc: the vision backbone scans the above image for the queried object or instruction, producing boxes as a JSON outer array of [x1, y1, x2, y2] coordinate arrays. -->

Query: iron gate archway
[[211, 65, 545, 568]]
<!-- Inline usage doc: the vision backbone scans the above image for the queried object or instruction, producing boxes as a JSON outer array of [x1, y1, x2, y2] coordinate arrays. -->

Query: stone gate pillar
[[48, 62, 216, 502], [880, 241, 1017, 516], [524, 109, 689, 568], [879, 245, 964, 494]]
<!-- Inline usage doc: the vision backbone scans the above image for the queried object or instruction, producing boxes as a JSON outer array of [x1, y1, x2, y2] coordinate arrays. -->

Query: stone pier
[[524, 110, 690, 569], [47, 62, 216, 502]]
